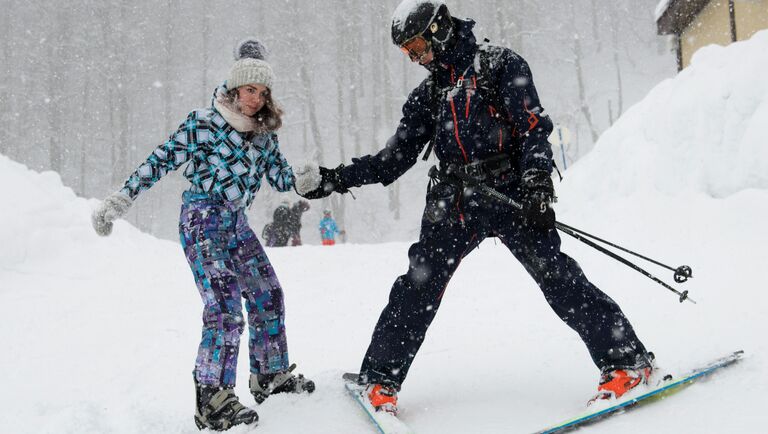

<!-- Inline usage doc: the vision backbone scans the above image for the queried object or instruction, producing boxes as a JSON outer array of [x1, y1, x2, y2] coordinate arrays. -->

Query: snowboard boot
[[194, 378, 258, 431], [249, 363, 316, 404], [366, 384, 398, 415], [589, 353, 656, 404]]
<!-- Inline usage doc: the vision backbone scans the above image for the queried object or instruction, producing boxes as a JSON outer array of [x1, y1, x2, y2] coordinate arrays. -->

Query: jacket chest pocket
[[438, 89, 511, 157], [468, 91, 516, 155]]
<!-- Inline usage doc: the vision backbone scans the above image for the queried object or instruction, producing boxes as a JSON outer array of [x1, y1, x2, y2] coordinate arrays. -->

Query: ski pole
[[555, 221, 693, 283], [555, 222, 695, 304], [434, 167, 695, 304]]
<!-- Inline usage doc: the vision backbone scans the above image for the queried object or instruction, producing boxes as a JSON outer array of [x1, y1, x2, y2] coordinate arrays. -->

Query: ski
[[533, 350, 745, 433], [342, 373, 415, 434]]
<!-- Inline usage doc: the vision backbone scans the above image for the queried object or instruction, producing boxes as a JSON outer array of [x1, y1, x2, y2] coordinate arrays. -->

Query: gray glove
[[293, 163, 322, 196], [295, 164, 348, 200], [92, 191, 133, 237]]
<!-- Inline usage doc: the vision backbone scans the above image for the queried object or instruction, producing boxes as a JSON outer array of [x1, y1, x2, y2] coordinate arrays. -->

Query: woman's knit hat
[[227, 38, 275, 90]]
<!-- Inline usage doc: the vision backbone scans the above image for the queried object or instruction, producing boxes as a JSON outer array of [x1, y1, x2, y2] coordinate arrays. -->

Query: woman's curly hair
[[224, 88, 284, 134]]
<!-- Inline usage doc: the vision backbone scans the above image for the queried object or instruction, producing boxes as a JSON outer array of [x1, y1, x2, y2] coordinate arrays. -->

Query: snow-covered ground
[[2, 32, 767, 434]]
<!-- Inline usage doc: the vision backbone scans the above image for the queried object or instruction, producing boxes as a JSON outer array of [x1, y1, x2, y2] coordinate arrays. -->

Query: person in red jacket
[[318, 209, 342, 245]]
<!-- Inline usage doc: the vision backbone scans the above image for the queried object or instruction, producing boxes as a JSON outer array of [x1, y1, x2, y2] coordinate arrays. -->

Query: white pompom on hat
[[234, 38, 268, 61]]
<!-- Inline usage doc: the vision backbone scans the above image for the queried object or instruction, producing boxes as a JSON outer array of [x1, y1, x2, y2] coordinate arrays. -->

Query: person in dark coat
[[264, 201, 292, 247], [263, 200, 310, 247], [295, 0, 654, 414], [287, 200, 310, 246]]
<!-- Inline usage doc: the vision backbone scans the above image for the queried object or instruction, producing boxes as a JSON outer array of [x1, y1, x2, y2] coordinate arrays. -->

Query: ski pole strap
[[555, 222, 695, 304], [475, 183, 523, 209], [552, 159, 563, 182], [555, 221, 693, 283]]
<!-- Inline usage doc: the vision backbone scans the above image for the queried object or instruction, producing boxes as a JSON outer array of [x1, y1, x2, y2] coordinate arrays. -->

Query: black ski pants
[[359, 184, 649, 389]]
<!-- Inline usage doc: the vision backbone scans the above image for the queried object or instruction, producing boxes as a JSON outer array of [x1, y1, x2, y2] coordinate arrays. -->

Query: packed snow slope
[[2, 32, 767, 434]]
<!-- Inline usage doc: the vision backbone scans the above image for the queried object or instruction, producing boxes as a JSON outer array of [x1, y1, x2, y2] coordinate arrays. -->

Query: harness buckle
[[441, 154, 513, 185]]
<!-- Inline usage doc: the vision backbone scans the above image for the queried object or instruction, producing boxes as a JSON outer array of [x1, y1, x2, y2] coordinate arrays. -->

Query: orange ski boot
[[366, 384, 398, 415], [589, 366, 653, 405]]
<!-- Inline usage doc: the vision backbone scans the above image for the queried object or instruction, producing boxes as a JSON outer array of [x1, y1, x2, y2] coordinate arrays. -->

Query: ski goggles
[[399, 35, 432, 62]]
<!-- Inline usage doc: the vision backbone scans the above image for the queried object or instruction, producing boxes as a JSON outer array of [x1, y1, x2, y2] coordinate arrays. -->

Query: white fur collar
[[213, 95, 257, 133]]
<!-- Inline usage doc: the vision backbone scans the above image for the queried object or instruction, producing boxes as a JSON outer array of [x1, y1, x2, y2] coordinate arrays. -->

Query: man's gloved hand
[[91, 191, 133, 236], [295, 164, 348, 200], [522, 169, 556, 230]]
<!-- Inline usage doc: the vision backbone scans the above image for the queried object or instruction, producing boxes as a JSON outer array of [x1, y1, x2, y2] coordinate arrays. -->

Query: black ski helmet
[[391, 0, 454, 52]]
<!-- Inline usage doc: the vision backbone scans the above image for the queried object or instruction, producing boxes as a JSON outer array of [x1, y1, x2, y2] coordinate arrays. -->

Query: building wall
[[680, 1, 732, 68], [735, 0, 768, 40]]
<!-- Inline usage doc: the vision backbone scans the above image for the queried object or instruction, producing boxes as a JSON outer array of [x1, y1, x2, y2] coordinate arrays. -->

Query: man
[[296, 0, 654, 414]]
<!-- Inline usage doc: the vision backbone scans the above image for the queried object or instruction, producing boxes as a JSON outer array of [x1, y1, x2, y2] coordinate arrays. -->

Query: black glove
[[522, 170, 556, 230], [299, 165, 349, 200]]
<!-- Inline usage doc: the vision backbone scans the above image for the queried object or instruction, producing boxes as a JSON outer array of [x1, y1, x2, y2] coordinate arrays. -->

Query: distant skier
[[263, 201, 292, 247], [287, 200, 310, 246], [262, 200, 309, 247], [261, 222, 278, 247], [318, 209, 342, 246], [296, 0, 655, 414], [91, 38, 314, 431]]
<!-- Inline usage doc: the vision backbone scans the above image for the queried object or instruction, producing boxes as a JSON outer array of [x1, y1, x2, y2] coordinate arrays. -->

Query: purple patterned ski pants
[[179, 192, 289, 387]]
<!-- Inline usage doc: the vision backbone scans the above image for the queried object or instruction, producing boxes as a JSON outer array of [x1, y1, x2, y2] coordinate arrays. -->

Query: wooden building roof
[[657, 0, 712, 35]]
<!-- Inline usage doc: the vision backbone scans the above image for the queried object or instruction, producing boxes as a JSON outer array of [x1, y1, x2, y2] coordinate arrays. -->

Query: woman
[[91, 39, 314, 431]]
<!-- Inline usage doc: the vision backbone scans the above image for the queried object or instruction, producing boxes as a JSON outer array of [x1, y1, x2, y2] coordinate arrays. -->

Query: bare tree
[[45, 9, 73, 175], [94, 2, 133, 188], [331, 0, 350, 237], [201, 1, 211, 107], [162, 1, 177, 133], [573, 33, 600, 144], [298, 40, 324, 163], [346, 0, 364, 158], [0, 0, 13, 156], [78, 69, 91, 196], [608, 1, 624, 116], [591, 0, 603, 52], [370, 4, 382, 155]]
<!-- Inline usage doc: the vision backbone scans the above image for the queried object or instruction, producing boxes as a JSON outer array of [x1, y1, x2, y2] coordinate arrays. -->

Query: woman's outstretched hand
[[91, 191, 133, 236], [294, 164, 348, 199]]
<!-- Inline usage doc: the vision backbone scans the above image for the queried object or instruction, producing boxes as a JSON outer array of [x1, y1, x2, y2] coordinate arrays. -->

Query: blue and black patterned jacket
[[120, 86, 294, 209], [339, 18, 553, 188]]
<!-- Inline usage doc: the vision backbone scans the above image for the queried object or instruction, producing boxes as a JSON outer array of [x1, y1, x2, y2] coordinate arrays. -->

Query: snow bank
[[0, 153, 178, 277], [0, 155, 91, 269], [558, 30, 768, 206], [1, 148, 766, 433]]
